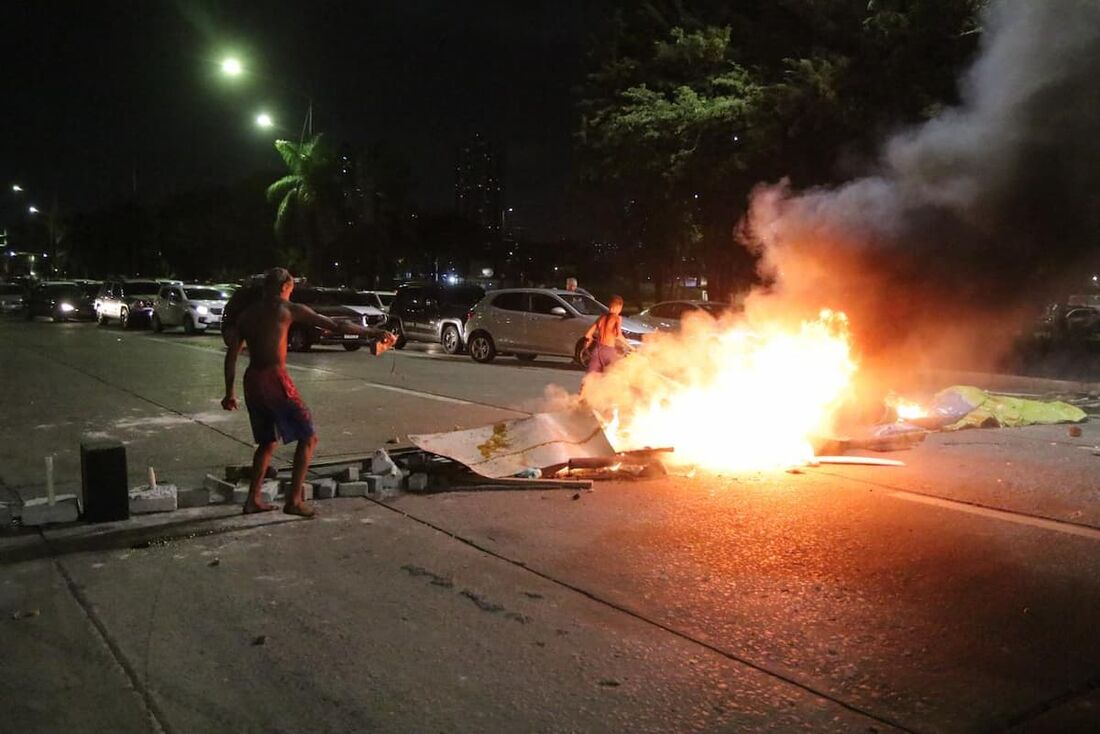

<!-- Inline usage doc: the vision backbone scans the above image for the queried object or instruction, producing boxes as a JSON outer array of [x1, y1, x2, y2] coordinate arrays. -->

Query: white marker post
[[147, 466, 157, 491], [45, 455, 55, 506]]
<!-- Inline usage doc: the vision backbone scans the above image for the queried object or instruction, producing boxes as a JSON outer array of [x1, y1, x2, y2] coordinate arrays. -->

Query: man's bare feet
[[243, 499, 278, 514], [283, 501, 316, 518]]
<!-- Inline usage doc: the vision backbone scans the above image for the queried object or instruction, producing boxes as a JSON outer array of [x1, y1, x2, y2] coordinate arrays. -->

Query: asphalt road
[[2, 317, 1099, 733]]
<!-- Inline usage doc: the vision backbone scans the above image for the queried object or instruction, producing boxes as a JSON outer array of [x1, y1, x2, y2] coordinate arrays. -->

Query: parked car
[[152, 284, 232, 334], [464, 288, 655, 365], [634, 300, 732, 332], [387, 283, 486, 354], [318, 288, 388, 327], [25, 281, 97, 321], [359, 289, 396, 312], [0, 283, 26, 315], [95, 279, 162, 328]]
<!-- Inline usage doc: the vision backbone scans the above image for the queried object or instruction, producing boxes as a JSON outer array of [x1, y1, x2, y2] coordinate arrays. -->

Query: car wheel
[[574, 339, 592, 369], [516, 353, 537, 362], [288, 326, 310, 352], [441, 324, 462, 354], [343, 343, 362, 352], [468, 332, 496, 363], [393, 323, 407, 350], [152, 314, 163, 333], [183, 315, 196, 335], [52, 306, 65, 323], [98, 312, 109, 326], [120, 307, 131, 330]]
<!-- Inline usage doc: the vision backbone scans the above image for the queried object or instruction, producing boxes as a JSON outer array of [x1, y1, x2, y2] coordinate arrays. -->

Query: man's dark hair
[[264, 267, 292, 295]]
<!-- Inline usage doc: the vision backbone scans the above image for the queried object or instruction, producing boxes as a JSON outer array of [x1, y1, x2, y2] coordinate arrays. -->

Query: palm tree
[[266, 134, 344, 280]]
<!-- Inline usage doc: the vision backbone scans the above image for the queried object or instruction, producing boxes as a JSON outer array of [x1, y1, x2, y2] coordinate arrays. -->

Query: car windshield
[[127, 281, 159, 294], [333, 291, 379, 307], [80, 283, 100, 297], [184, 288, 230, 301], [375, 293, 394, 307], [559, 293, 608, 316], [46, 285, 81, 298]]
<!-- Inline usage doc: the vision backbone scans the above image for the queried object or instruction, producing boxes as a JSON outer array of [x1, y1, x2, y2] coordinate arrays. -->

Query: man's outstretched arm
[[290, 303, 398, 352], [222, 329, 246, 410]]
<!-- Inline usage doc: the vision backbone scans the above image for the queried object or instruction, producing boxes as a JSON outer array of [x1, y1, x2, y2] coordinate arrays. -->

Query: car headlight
[[59, 302, 75, 313], [195, 305, 209, 315]]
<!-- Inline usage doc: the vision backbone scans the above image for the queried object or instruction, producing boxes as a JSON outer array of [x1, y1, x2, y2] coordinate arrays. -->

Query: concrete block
[[407, 473, 430, 493], [371, 449, 399, 475], [337, 481, 369, 498], [129, 484, 178, 514], [278, 480, 313, 501], [0, 501, 12, 527], [177, 486, 210, 509], [203, 474, 235, 493], [316, 478, 338, 499], [21, 495, 81, 525], [341, 465, 361, 482], [233, 480, 280, 505], [376, 472, 405, 497]]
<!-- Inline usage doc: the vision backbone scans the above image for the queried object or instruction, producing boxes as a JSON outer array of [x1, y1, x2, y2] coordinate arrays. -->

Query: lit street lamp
[[256, 112, 274, 129], [12, 184, 23, 193], [27, 205, 39, 215], [221, 57, 243, 77]]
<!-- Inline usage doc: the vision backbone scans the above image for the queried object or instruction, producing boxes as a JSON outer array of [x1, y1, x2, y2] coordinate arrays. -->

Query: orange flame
[[583, 309, 857, 471]]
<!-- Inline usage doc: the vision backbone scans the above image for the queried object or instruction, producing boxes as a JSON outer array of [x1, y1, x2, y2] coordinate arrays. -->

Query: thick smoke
[[745, 0, 1100, 375]]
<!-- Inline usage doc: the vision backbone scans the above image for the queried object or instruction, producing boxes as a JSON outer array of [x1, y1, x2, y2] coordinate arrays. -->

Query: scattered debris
[[11, 609, 40, 620], [1068, 425, 1083, 438], [598, 678, 622, 688], [251, 635, 267, 646], [207, 558, 220, 567], [401, 564, 454, 588], [813, 456, 906, 467]]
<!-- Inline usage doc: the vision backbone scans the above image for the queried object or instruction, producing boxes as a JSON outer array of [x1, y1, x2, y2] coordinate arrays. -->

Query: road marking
[[886, 489, 1100, 541]]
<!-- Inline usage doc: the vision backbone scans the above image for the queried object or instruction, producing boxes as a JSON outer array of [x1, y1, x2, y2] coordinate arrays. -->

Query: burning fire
[[584, 309, 857, 471]]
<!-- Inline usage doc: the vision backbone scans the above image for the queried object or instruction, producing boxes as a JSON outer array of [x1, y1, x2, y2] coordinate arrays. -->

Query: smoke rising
[[744, 0, 1100, 374]]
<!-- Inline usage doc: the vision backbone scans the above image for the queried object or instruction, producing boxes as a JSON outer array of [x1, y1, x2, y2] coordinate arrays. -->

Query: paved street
[[3, 318, 1100, 733]]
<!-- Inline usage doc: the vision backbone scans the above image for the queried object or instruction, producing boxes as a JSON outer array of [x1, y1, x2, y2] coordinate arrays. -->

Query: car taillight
[[466, 310, 475, 322]]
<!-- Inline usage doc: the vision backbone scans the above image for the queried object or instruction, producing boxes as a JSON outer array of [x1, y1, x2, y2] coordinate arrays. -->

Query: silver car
[[152, 284, 231, 333], [634, 300, 731, 332], [464, 288, 655, 365]]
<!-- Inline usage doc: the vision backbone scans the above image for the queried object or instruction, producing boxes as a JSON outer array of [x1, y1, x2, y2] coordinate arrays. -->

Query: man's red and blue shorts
[[243, 366, 315, 444]]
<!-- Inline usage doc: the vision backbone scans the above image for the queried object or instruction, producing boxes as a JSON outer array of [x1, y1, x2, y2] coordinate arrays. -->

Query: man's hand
[[221, 395, 239, 411], [374, 331, 398, 355]]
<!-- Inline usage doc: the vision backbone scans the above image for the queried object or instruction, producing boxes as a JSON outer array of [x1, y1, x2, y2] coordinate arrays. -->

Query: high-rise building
[[454, 133, 503, 236]]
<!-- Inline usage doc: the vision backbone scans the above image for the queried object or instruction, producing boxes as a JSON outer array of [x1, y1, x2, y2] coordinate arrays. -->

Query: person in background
[[564, 277, 592, 297], [582, 294, 629, 375]]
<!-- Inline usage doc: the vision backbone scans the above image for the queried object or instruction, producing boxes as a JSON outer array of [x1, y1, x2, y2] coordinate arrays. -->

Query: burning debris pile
[[582, 309, 857, 472]]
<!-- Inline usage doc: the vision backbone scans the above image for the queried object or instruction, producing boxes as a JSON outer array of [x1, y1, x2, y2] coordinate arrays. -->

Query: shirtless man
[[583, 294, 630, 374], [221, 267, 396, 516]]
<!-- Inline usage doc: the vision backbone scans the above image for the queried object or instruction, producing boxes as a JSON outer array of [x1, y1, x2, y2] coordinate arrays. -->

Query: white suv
[[96, 279, 163, 329], [152, 284, 232, 333], [464, 288, 655, 365]]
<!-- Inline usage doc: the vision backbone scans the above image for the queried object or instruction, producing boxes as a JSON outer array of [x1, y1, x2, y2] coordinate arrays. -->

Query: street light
[[255, 112, 274, 129], [12, 184, 23, 193], [221, 57, 243, 77], [27, 205, 39, 215]]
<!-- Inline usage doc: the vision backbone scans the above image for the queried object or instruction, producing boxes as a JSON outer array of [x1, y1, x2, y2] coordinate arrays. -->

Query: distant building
[[454, 133, 503, 237]]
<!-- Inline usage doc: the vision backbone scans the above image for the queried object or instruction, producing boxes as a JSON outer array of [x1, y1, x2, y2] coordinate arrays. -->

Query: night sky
[[1, 1, 599, 238]]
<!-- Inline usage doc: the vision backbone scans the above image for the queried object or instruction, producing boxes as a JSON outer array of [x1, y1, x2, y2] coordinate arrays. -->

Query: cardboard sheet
[[408, 410, 616, 478]]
